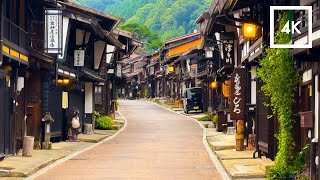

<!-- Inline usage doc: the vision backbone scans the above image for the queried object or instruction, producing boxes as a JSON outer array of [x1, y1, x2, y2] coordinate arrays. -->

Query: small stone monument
[[42, 112, 54, 150]]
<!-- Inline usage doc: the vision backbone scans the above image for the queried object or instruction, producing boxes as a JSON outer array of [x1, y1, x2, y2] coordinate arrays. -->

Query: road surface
[[35, 100, 222, 180]]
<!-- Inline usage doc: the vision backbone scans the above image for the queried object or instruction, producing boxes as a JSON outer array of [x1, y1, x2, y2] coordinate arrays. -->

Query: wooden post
[[83, 124, 94, 135], [22, 136, 34, 157], [236, 120, 245, 151]]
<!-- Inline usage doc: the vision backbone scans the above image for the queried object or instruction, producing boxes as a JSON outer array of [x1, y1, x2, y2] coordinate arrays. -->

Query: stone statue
[[68, 107, 81, 141]]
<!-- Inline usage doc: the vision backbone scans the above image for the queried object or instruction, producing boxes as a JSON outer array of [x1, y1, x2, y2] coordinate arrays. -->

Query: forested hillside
[[74, 0, 211, 41]]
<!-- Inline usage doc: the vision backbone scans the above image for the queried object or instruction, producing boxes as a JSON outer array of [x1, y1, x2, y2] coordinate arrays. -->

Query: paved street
[[34, 100, 222, 180]]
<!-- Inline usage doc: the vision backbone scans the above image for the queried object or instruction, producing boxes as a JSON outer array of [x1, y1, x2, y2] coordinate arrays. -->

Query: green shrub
[[144, 88, 150, 98], [94, 111, 115, 130], [116, 101, 120, 110], [197, 114, 214, 121], [212, 114, 218, 124]]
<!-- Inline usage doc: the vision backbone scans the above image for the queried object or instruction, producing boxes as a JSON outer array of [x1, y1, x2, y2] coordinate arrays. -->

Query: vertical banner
[[74, 50, 85, 66], [230, 68, 246, 120], [44, 9, 63, 54], [116, 63, 122, 78], [222, 40, 234, 66]]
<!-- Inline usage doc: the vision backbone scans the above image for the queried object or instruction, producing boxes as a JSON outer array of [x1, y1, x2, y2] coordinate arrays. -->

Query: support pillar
[[236, 120, 245, 151]]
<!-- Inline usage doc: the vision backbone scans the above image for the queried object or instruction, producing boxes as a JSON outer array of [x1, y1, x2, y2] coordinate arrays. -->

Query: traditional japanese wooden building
[[0, 0, 31, 155], [160, 32, 203, 101], [0, 0, 138, 156], [198, 0, 315, 170], [292, 0, 320, 177]]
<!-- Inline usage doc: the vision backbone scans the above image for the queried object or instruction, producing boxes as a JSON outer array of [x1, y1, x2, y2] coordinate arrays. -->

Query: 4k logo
[[281, 20, 301, 35], [270, 6, 312, 49]]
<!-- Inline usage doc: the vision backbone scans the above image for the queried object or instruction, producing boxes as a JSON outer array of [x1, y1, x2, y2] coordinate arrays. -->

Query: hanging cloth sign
[[44, 9, 63, 54]]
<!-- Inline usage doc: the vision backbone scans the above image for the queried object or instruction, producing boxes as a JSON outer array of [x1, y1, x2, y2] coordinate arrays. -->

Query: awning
[[190, 55, 205, 64], [146, 61, 159, 68], [173, 53, 198, 64], [124, 70, 142, 79], [168, 38, 203, 57], [81, 67, 105, 82], [58, 65, 77, 79]]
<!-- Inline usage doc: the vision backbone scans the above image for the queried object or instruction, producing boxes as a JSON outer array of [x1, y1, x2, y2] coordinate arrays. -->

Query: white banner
[[44, 9, 62, 54], [74, 50, 85, 66]]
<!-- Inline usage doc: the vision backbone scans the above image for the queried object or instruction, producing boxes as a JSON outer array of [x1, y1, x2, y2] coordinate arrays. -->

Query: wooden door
[[257, 79, 276, 160], [48, 86, 63, 140], [25, 71, 42, 144], [0, 74, 11, 154], [15, 84, 25, 150], [69, 89, 85, 131]]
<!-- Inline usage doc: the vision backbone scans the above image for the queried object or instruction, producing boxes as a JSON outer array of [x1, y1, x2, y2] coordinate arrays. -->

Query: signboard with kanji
[[230, 68, 246, 120], [222, 40, 234, 65], [74, 50, 85, 66], [116, 63, 122, 77], [44, 9, 62, 54]]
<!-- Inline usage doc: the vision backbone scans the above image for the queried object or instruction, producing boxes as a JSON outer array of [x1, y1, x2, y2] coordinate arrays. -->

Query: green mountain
[[74, 0, 211, 41]]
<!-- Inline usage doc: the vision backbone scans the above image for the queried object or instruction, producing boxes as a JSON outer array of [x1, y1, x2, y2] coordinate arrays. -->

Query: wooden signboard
[[230, 68, 246, 120]]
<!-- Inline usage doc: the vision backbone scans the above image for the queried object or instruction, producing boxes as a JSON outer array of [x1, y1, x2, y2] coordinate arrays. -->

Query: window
[[95, 86, 103, 105]]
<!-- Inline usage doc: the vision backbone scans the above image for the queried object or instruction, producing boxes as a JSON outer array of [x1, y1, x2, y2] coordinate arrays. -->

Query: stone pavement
[[33, 100, 222, 180], [152, 98, 273, 179], [0, 112, 125, 178]]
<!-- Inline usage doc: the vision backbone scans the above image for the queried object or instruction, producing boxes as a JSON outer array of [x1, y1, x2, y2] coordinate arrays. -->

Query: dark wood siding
[[69, 89, 85, 130], [257, 79, 277, 160], [48, 86, 64, 139], [0, 78, 10, 154]]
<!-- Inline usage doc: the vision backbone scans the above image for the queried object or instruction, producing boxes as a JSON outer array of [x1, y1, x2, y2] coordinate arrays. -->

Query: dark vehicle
[[183, 87, 203, 114]]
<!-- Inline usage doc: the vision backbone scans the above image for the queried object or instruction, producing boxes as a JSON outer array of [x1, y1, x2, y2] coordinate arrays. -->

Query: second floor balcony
[[3, 17, 30, 51], [293, 0, 320, 41]]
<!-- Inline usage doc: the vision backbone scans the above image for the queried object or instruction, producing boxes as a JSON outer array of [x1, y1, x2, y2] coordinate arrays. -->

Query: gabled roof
[[165, 32, 200, 44], [60, 0, 123, 30]]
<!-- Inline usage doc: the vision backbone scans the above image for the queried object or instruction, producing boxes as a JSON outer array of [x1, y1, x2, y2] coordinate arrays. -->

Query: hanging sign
[[222, 40, 234, 66], [116, 63, 122, 78], [44, 9, 63, 54], [230, 68, 246, 120], [74, 50, 85, 66]]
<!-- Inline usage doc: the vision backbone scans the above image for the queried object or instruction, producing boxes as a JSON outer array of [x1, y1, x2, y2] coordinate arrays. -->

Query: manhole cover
[[69, 158, 90, 161], [0, 167, 15, 171]]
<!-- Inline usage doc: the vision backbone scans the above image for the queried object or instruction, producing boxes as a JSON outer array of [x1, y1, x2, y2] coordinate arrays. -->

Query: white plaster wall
[[85, 82, 93, 114], [94, 41, 106, 69], [58, 17, 70, 60], [251, 66, 257, 104]]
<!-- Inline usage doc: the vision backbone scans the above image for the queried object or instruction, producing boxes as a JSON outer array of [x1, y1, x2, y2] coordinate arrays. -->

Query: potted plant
[[212, 114, 218, 128]]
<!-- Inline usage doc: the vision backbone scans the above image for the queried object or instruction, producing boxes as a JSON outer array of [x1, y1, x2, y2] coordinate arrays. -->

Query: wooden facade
[[0, 0, 138, 156]]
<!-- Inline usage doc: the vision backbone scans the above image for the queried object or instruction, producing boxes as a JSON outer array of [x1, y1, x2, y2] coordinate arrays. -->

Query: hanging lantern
[[222, 80, 230, 97], [168, 66, 174, 73], [243, 23, 257, 39], [63, 79, 70, 85], [210, 81, 218, 89]]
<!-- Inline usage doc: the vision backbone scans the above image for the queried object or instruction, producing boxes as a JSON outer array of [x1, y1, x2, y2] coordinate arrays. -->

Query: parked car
[[183, 87, 203, 114]]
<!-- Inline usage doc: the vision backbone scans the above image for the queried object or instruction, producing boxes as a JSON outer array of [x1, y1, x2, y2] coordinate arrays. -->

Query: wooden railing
[[3, 18, 30, 50], [30, 21, 45, 52], [293, 0, 320, 38], [197, 62, 208, 77]]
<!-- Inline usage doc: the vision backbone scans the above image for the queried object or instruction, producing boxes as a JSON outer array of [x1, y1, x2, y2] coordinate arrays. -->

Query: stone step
[[208, 140, 235, 151], [258, 157, 274, 174]]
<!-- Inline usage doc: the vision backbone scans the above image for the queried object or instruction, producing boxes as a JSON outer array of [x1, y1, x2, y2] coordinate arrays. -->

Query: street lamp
[[243, 23, 257, 39], [210, 80, 218, 89]]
